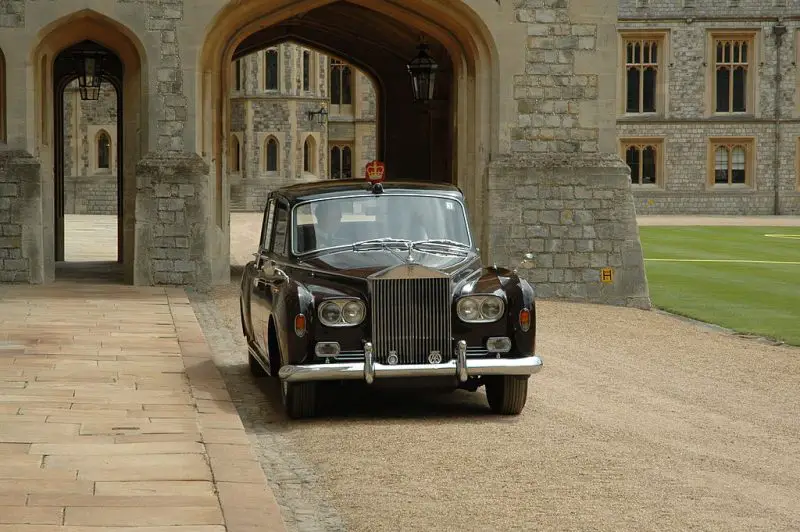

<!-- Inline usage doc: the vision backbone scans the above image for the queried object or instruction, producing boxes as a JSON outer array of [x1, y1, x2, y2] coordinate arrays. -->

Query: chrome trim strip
[[277, 355, 543, 383]]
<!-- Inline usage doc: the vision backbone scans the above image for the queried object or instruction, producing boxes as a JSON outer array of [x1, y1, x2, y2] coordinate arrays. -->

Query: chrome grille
[[369, 277, 452, 364]]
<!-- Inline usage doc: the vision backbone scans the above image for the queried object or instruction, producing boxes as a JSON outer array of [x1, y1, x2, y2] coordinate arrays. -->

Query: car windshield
[[292, 194, 472, 254]]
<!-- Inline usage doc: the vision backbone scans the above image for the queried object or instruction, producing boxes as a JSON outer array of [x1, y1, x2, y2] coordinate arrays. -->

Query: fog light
[[315, 342, 340, 357], [487, 337, 512, 353]]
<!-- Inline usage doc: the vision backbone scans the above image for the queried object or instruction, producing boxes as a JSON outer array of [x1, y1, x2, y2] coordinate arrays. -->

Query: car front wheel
[[485, 375, 529, 415], [281, 380, 317, 419]]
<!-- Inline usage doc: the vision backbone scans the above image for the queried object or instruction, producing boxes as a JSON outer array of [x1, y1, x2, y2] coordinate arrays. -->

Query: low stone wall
[[64, 174, 117, 215], [633, 191, 800, 215], [487, 153, 651, 309]]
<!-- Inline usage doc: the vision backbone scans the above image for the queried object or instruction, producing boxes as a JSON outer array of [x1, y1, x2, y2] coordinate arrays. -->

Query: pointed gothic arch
[[31, 9, 148, 283]]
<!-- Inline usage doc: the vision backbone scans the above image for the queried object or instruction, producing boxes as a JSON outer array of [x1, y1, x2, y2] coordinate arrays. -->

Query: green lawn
[[638, 226, 800, 346]]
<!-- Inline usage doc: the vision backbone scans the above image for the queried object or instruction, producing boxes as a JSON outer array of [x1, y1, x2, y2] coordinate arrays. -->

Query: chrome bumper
[[278, 340, 543, 383]]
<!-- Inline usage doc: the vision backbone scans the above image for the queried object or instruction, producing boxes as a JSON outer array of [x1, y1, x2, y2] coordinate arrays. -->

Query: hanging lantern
[[78, 52, 104, 101], [406, 43, 438, 102]]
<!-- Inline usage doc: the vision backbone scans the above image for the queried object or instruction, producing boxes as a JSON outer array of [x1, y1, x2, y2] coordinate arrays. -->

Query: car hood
[[298, 249, 478, 279]]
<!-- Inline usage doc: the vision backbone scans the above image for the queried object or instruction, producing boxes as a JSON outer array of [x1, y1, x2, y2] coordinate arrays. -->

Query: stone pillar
[[0, 150, 44, 283], [487, 153, 651, 309], [134, 152, 212, 290]]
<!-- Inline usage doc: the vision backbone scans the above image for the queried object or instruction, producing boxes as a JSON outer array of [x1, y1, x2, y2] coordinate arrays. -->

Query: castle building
[[617, 0, 800, 215], [228, 45, 378, 211]]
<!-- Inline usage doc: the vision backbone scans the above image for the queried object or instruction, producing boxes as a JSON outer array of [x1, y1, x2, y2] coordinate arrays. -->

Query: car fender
[[455, 267, 536, 356], [271, 280, 316, 366]]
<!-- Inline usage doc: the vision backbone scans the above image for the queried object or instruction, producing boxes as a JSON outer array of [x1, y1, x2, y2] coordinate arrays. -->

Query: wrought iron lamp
[[306, 104, 328, 124], [77, 51, 105, 101], [407, 42, 438, 102]]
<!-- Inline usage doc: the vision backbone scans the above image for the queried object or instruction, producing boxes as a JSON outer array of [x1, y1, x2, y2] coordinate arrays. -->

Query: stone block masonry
[[488, 153, 650, 309], [0, 151, 40, 283], [134, 153, 212, 289]]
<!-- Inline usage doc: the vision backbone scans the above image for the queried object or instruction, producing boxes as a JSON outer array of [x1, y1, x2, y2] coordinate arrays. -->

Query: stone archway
[[31, 9, 147, 284], [198, 0, 502, 282]]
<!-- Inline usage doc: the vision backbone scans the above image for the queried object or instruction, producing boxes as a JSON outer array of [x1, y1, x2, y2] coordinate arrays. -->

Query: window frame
[[271, 201, 290, 257], [234, 59, 242, 92], [260, 198, 276, 252], [302, 50, 311, 92], [707, 137, 756, 188], [618, 30, 668, 117], [230, 134, 241, 174], [329, 58, 353, 115], [264, 48, 279, 92], [619, 137, 664, 188], [708, 30, 758, 117], [97, 130, 111, 170], [264, 136, 279, 173], [302, 135, 316, 175], [329, 142, 354, 179]]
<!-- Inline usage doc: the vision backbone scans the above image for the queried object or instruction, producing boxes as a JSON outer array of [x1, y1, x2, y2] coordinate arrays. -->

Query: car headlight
[[318, 299, 366, 327], [457, 295, 505, 323]]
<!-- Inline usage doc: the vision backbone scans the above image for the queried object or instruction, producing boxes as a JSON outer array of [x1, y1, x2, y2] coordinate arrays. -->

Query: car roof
[[273, 179, 464, 204]]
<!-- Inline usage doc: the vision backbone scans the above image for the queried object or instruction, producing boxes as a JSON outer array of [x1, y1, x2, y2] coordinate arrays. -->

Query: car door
[[250, 198, 275, 356], [261, 201, 291, 327]]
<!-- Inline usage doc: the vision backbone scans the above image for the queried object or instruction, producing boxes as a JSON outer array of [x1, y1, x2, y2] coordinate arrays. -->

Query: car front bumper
[[278, 340, 543, 384]]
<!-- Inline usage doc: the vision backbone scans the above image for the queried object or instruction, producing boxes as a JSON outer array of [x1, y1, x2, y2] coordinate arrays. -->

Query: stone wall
[[0, 151, 39, 282], [618, 6, 800, 215], [488, 153, 650, 309], [63, 175, 117, 215], [134, 153, 211, 288]]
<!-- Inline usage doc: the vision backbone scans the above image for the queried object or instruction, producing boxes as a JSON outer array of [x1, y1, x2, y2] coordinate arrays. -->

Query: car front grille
[[369, 277, 452, 365]]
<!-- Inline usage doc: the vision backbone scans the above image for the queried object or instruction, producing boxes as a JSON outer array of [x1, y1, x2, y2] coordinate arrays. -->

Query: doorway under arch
[[199, 0, 499, 279], [31, 9, 147, 284]]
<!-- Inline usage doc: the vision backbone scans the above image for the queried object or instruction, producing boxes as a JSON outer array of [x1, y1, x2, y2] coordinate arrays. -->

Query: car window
[[260, 199, 275, 251], [292, 195, 471, 254], [272, 203, 289, 256]]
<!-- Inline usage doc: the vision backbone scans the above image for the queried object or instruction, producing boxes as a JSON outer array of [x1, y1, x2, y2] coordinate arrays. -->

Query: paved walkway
[[0, 282, 284, 531]]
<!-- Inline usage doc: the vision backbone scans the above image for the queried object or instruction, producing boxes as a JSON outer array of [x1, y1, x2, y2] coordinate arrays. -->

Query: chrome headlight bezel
[[318, 298, 366, 327], [456, 295, 505, 323]]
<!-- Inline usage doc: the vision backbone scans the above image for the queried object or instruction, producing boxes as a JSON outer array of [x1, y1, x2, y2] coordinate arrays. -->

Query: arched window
[[265, 49, 279, 91], [302, 50, 310, 91], [330, 59, 352, 106], [234, 59, 242, 91], [303, 136, 315, 174], [265, 137, 279, 172], [330, 144, 352, 179], [97, 130, 111, 169], [231, 135, 241, 172]]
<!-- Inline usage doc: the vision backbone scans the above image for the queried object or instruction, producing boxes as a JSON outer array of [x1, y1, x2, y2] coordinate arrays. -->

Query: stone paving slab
[[0, 283, 285, 531]]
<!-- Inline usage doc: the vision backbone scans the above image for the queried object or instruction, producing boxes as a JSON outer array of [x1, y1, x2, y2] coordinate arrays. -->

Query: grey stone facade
[[0, 0, 652, 309], [62, 82, 118, 215], [618, 1, 800, 214], [229, 45, 377, 212]]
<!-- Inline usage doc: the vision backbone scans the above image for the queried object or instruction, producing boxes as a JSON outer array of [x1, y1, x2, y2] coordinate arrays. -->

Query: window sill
[[706, 184, 755, 191], [631, 183, 662, 189]]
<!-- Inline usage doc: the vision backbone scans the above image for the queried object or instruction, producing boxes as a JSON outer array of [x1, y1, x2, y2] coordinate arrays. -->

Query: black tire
[[281, 380, 317, 419], [248, 349, 267, 378], [485, 375, 529, 415]]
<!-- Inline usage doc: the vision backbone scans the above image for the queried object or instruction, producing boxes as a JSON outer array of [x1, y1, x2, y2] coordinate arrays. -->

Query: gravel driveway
[[187, 214, 800, 532]]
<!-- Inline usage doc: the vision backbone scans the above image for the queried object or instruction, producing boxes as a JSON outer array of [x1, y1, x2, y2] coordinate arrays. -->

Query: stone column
[[0, 150, 44, 283], [134, 152, 212, 290], [487, 153, 651, 309]]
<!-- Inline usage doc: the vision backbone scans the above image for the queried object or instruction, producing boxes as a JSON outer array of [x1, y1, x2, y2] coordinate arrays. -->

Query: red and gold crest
[[365, 160, 386, 184]]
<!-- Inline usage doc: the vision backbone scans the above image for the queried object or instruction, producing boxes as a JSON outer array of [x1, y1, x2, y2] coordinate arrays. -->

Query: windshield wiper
[[352, 238, 412, 252], [410, 239, 470, 256]]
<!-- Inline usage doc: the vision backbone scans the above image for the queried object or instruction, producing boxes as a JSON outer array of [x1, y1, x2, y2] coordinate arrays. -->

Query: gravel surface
[[190, 272, 800, 532], [186, 213, 800, 531]]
